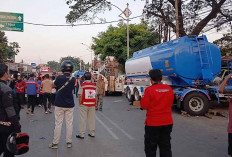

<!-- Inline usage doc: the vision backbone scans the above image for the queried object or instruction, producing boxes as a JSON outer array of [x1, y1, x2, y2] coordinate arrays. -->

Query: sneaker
[[67, 142, 72, 148], [99, 108, 102, 111], [49, 143, 58, 149], [88, 134, 95, 138], [45, 111, 48, 114], [38, 104, 42, 107], [76, 135, 84, 139], [26, 109, 31, 114], [48, 109, 52, 113], [31, 112, 34, 115]]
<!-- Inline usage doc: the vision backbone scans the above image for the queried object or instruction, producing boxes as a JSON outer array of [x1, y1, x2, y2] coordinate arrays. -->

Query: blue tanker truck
[[124, 35, 232, 116]]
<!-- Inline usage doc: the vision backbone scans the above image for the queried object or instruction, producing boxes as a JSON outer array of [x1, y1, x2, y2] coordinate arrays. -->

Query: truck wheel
[[127, 88, 134, 102], [183, 92, 209, 116], [134, 88, 141, 101]]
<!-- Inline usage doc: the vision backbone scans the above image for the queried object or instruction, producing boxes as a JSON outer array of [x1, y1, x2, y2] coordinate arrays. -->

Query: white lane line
[[95, 115, 119, 140], [98, 112, 134, 140]]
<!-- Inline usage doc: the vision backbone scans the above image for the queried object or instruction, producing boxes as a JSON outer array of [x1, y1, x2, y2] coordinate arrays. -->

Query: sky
[[0, 0, 229, 65]]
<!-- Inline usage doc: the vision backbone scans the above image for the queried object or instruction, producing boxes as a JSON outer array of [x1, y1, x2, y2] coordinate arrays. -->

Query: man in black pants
[[42, 74, 54, 113], [141, 69, 174, 157], [0, 64, 21, 157], [25, 74, 39, 115]]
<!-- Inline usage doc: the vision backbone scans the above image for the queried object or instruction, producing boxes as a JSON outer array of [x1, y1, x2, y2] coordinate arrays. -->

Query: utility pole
[[175, 0, 180, 38], [126, 3, 130, 59], [80, 59, 82, 70], [105, 1, 131, 59]]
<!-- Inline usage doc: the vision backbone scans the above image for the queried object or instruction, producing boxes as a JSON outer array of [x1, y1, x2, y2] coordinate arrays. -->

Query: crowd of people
[[0, 60, 106, 156], [1, 60, 232, 157]]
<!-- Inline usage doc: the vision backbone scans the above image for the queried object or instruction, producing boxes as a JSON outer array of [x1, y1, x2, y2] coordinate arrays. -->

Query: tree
[[0, 31, 20, 63], [0, 31, 8, 63], [47, 61, 60, 71], [91, 22, 159, 68], [65, 0, 232, 40], [6, 42, 20, 61], [59, 56, 81, 71], [213, 33, 232, 56]]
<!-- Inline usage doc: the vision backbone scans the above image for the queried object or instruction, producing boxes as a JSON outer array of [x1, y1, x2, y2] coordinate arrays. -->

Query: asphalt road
[[18, 95, 228, 157]]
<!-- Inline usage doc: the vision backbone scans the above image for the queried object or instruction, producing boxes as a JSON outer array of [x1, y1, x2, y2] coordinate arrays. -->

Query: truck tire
[[127, 88, 134, 102], [134, 88, 141, 101], [183, 92, 209, 116]]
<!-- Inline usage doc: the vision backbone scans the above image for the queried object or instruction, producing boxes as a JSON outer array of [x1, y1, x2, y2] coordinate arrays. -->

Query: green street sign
[[0, 12, 23, 32]]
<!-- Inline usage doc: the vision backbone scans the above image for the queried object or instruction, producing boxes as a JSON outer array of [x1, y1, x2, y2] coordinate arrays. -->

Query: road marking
[[95, 115, 119, 140], [113, 100, 123, 103], [98, 112, 134, 140]]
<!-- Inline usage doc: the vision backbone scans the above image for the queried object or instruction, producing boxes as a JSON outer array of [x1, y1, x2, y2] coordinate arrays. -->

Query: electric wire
[[23, 15, 143, 27]]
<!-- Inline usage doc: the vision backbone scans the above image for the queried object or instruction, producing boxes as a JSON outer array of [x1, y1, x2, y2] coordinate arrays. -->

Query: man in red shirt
[[15, 74, 26, 111], [141, 69, 174, 157], [219, 73, 232, 157]]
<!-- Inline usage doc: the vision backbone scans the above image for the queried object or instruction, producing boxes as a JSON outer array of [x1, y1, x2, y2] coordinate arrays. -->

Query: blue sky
[[0, 0, 227, 65]]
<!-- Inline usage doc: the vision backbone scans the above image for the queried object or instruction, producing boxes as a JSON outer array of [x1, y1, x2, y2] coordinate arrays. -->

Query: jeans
[[27, 95, 36, 113], [0, 125, 15, 157], [43, 93, 51, 111], [51, 93, 56, 105], [16, 93, 24, 106], [145, 125, 173, 157]]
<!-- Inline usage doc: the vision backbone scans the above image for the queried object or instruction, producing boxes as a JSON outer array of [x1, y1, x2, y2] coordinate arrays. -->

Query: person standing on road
[[74, 76, 79, 98], [49, 60, 75, 149], [96, 75, 105, 111], [51, 75, 56, 106], [141, 69, 174, 157], [42, 74, 54, 114], [219, 73, 232, 157], [25, 74, 39, 115], [76, 72, 97, 139], [15, 74, 26, 110], [0, 64, 21, 157], [36, 77, 43, 107]]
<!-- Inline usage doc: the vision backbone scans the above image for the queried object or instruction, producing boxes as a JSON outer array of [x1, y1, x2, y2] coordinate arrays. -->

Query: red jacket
[[81, 82, 97, 107], [15, 80, 26, 93], [141, 84, 174, 126]]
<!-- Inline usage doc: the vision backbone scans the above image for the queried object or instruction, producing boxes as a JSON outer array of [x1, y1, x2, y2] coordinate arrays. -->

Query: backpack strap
[[57, 76, 73, 92]]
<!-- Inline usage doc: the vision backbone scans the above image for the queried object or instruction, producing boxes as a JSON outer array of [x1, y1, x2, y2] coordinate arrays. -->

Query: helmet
[[6, 133, 29, 155], [61, 60, 73, 73]]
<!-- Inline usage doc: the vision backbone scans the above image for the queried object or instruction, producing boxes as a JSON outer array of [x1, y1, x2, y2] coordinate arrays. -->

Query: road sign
[[0, 12, 23, 32], [31, 63, 36, 69]]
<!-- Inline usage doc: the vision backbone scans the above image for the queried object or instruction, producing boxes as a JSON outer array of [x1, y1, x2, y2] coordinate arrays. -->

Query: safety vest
[[81, 82, 96, 107]]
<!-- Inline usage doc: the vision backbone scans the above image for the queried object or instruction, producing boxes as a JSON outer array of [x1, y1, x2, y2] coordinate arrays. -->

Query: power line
[[23, 15, 143, 27]]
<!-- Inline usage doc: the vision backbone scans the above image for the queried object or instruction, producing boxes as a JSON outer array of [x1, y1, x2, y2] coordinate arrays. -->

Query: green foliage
[[47, 56, 91, 72], [65, 0, 109, 23], [65, 0, 231, 38], [91, 23, 159, 66], [0, 31, 20, 63], [0, 31, 8, 63], [6, 42, 20, 60], [47, 61, 60, 71], [213, 33, 232, 56], [60, 56, 81, 72]]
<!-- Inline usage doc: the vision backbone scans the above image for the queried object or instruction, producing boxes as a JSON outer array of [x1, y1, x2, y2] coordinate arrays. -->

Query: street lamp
[[81, 43, 93, 68], [105, 1, 131, 59]]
